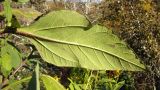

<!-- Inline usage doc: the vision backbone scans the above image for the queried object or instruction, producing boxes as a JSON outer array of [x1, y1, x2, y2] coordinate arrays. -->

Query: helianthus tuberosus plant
[[0, 0, 145, 90]]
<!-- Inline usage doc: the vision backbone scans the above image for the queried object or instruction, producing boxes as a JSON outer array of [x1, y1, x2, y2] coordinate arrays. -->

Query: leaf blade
[[20, 10, 89, 31], [0, 41, 22, 77], [18, 10, 145, 71], [3, 0, 12, 26], [28, 62, 40, 90], [2, 77, 31, 90], [41, 74, 66, 90]]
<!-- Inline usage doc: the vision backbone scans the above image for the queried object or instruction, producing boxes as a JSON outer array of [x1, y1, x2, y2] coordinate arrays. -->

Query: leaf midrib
[[26, 25, 89, 32]]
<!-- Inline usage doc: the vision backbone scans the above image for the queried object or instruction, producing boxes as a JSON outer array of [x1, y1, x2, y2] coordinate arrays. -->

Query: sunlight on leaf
[[17, 10, 145, 71], [41, 74, 66, 90], [0, 41, 22, 77]]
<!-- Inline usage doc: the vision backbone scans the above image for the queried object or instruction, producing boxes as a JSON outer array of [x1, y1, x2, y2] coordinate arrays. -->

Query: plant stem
[[9, 59, 27, 79], [93, 71, 99, 89], [85, 71, 93, 90], [1, 78, 8, 88]]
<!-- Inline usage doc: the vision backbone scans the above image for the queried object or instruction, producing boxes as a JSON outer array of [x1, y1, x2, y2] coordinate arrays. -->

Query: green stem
[[85, 71, 93, 90], [93, 71, 99, 89]]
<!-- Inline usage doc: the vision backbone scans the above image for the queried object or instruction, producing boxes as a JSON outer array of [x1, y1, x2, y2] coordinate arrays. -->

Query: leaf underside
[[18, 10, 145, 71]]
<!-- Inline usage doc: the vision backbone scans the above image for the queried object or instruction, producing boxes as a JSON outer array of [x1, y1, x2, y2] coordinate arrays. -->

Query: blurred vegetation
[[98, 0, 160, 90]]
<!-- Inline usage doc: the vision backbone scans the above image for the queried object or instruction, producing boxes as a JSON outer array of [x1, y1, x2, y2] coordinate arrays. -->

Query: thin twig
[[1, 59, 27, 88], [9, 59, 27, 79]]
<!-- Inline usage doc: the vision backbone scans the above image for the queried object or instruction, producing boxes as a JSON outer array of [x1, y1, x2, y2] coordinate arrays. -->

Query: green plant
[[68, 70, 125, 90], [0, 0, 145, 90]]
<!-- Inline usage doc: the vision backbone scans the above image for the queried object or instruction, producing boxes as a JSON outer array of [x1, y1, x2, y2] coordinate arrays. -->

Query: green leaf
[[41, 74, 66, 90], [1, 53, 12, 77], [0, 75, 2, 84], [3, 0, 12, 26], [2, 42, 21, 68], [2, 77, 31, 90], [17, 0, 29, 3], [11, 16, 21, 28], [20, 10, 89, 30], [0, 8, 42, 25], [68, 79, 81, 90], [17, 10, 145, 71], [12, 8, 42, 24], [113, 81, 125, 90], [69, 83, 74, 90], [8, 45, 22, 68], [0, 42, 22, 77], [28, 62, 40, 90]]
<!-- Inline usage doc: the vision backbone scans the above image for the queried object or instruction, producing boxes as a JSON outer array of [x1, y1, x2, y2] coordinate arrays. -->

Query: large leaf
[[41, 74, 66, 90], [17, 10, 145, 71]]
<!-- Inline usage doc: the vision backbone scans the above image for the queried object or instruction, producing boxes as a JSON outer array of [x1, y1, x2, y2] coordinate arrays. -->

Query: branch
[[9, 59, 27, 79], [1, 59, 27, 88]]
